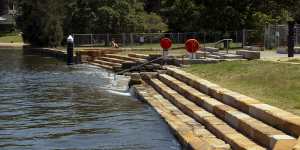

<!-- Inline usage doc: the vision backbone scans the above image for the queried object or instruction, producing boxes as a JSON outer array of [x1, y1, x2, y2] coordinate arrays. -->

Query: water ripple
[[0, 49, 180, 150]]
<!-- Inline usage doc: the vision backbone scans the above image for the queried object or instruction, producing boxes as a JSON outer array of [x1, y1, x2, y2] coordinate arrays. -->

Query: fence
[[73, 25, 300, 51], [73, 31, 244, 49], [264, 24, 300, 49]]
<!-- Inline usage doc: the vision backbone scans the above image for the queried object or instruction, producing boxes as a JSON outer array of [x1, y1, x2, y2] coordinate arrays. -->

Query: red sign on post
[[160, 38, 172, 49], [185, 39, 200, 53]]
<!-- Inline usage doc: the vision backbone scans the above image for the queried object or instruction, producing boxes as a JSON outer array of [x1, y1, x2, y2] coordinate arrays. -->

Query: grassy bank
[[287, 59, 300, 63], [183, 60, 300, 115], [0, 35, 23, 43]]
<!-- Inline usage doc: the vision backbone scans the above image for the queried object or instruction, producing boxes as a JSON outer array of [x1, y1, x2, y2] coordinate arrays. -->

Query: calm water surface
[[0, 49, 180, 150]]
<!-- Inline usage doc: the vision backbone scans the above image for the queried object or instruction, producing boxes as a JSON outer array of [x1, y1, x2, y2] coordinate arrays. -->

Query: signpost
[[160, 38, 172, 64], [185, 39, 200, 59]]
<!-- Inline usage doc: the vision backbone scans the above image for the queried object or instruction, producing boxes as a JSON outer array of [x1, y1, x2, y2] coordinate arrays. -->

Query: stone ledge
[[236, 50, 260, 60], [166, 66, 300, 138], [132, 85, 230, 150], [158, 74, 296, 149], [147, 78, 265, 150]]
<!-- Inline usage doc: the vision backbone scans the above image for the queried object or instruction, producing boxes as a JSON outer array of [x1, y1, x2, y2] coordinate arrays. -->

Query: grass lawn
[[0, 35, 23, 43], [287, 59, 300, 63], [183, 60, 300, 115]]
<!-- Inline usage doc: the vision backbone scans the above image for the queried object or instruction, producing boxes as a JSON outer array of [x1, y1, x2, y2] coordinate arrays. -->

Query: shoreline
[[13, 46, 300, 149], [0, 43, 27, 49]]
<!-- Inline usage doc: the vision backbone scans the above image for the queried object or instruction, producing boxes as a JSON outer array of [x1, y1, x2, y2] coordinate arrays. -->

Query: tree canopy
[[16, 0, 300, 46], [17, 0, 166, 47], [158, 0, 298, 32]]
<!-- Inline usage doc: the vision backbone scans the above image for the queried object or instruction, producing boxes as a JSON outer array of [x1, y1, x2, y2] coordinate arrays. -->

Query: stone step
[[98, 57, 134, 64], [158, 74, 297, 149], [236, 50, 260, 60], [204, 47, 219, 53], [133, 85, 230, 150], [207, 54, 223, 59], [93, 59, 122, 67], [88, 62, 114, 70], [105, 54, 146, 62], [146, 78, 266, 150], [128, 53, 149, 59], [166, 66, 300, 138]]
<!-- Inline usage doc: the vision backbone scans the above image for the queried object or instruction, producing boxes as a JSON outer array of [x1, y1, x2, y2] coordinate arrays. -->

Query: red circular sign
[[160, 38, 172, 49], [185, 39, 200, 53]]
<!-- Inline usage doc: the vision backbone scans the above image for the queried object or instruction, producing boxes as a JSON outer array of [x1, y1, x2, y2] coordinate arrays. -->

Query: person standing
[[139, 36, 145, 45]]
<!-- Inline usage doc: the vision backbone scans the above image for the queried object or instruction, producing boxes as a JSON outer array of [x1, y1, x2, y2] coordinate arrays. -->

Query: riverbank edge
[[22, 45, 80, 62], [18, 45, 300, 149], [0, 43, 27, 49], [130, 84, 230, 150], [129, 67, 300, 149]]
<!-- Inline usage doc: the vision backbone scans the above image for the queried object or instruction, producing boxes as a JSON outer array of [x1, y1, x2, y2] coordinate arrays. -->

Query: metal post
[[67, 35, 74, 65], [295, 26, 298, 47], [90, 33, 93, 47], [162, 48, 169, 65], [130, 33, 134, 46], [264, 26, 267, 49], [242, 29, 246, 48], [122, 33, 126, 46], [235, 31, 238, 43], [106, 33, 110, 46], [203, 32, 207, 59], [288, 21, 295, 57]]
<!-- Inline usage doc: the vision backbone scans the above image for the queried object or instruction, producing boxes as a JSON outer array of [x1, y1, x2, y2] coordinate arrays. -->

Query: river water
[[0, 49, 180, 150]]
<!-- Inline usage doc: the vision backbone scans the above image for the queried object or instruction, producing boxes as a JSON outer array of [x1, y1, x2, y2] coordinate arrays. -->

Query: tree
[[144, 0, 161, 13], [160, 0, 298, 32], [161, 0, 200, 32], [17, 0, 64, 47], [0, 0, 9, 16], [143, 12, 168, 32]]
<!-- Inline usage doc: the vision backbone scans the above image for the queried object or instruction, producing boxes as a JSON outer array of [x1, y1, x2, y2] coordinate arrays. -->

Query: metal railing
[[116, 56, 164, 75]]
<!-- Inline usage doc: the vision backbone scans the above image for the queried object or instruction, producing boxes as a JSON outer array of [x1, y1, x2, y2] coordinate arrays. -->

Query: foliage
[[15, 0, 300, 46], [17, 0, 64, 47], [16, 0, 168, 46], [159, 0, 298, 31], [143, 12, 168, 32]]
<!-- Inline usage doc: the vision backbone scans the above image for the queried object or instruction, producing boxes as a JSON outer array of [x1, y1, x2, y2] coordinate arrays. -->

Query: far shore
[[0, 43, 27, 49]]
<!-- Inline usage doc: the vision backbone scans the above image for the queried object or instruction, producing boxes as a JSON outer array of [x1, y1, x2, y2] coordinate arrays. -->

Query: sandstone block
[[225, 134, 266, 150], [270, 135, 297, 150]]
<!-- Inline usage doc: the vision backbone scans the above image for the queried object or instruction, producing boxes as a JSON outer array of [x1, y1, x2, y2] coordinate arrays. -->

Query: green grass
[[183, 60, 300, 115], [0, 35, 23, 43], [287, 59, 300, 63]]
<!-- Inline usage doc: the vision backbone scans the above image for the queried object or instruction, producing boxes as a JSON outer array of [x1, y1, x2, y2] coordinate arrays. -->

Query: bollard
[[67, 35, 74, 65]]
